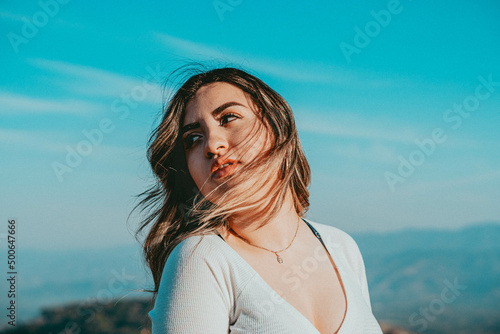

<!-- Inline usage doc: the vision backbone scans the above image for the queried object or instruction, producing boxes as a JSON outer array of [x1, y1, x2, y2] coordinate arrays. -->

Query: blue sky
[[1, 0, 499, 251]]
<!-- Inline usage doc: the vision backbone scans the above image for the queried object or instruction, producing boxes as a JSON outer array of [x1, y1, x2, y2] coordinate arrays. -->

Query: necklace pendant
[[276, 253, 283, 264]]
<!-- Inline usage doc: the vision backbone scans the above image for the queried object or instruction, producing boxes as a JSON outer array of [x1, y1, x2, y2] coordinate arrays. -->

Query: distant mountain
[[354, 222, 500, 254], [0, 244, 152, 325], [353, 222, 500, 334], [0, 298, 152, 334], [0, 222, 499, 333], [0, 298, 415, 334]]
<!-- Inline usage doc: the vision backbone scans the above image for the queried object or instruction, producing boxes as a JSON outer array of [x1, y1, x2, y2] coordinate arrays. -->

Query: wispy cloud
[[152, 32, 392, 88], [0, 10, 24, 22], [28, 58, 164, 104], [327, 142, 398, 165], [0, 91, 106, 115], [152, 32, 327, 83], [0, 128, 146, 160], [0, 128, 66, 153], [294, 108, 488, 153], [0, 9, 85, 29], [406, 170, 500, 193], [295, 109, 417, 144]]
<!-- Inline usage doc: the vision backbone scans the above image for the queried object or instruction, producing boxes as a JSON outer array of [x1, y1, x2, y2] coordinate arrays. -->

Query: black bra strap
[[302, 218, 329, 250]]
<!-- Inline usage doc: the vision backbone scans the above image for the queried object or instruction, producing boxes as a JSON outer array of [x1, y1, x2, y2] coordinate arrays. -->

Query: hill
[[354, 222, 500, 334], [0, 222, 499, 333], [0, 298, 416, 334]]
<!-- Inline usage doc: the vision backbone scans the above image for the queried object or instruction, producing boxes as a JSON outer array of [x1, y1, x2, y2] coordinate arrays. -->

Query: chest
[[241, 242, 347, 334]]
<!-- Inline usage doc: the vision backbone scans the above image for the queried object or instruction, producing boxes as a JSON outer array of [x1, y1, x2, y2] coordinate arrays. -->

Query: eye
[[183, 133, 201, 149], [220, 113, 239, 126]]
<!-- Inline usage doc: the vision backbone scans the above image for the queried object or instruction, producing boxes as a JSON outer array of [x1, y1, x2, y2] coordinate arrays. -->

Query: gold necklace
[[228, 217, 300, 264]]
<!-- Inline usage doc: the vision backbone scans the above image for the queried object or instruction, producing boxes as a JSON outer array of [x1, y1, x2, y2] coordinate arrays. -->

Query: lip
[[211, 158, 239, 179]]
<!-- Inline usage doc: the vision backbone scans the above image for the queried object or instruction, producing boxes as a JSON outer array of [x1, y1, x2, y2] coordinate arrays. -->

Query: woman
[[137, 66, 383, 333]]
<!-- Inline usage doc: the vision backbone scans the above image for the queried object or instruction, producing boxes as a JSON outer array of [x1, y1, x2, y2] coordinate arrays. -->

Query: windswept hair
[[135, 65, 311, 298]]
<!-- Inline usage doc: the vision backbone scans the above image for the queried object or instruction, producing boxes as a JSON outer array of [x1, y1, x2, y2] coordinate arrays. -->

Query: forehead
[[183, 82, 251, 124]]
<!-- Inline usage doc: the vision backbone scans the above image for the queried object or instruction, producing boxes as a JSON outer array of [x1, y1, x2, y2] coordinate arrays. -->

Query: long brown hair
[[135, 66, 311, 297]]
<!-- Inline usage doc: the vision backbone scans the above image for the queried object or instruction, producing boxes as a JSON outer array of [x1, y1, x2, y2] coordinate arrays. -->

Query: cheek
[[186, 155, 202, 185], [243, 129, 272, 158]]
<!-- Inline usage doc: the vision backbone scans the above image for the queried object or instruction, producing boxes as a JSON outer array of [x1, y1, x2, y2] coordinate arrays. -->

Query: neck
[[219, 188, 302, 251]]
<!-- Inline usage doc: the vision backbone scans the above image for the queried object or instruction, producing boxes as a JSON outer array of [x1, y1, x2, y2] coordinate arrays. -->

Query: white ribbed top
[[149, 219, 383, 334]]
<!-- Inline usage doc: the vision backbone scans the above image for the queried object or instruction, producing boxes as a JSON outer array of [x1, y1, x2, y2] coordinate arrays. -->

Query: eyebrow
[[180, 101, 245, 136]]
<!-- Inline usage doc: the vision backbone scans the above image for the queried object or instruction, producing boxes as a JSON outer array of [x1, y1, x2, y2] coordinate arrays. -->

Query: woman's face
[[181, 82, 271, 198]]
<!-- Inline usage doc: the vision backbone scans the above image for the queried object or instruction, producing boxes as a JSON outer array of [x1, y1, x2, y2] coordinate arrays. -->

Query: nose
[[204, 130, 228, 158]]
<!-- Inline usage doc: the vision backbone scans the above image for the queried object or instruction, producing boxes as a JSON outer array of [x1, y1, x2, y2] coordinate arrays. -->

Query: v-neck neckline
[[213, 218, 349, 334]]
